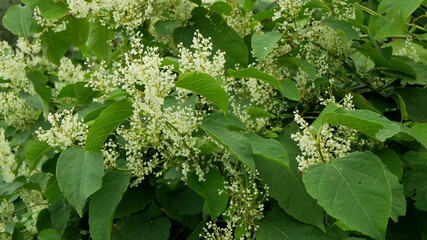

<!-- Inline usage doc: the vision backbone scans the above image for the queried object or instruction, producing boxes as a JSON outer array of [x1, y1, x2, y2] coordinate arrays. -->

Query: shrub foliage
[[0, 0, 427, 239]]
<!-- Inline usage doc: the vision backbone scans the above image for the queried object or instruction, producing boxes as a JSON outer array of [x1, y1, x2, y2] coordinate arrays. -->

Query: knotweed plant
[[0, 0, 426, 239]]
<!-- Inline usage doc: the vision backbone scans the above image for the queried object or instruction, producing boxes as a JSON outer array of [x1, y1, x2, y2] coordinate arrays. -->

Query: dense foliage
[[1, 0, 427, 239]]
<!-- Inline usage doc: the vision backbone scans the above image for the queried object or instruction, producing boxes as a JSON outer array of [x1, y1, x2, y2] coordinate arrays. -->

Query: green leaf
[[187, 168, 228, 220], [303, 152, 393, 240], [370, 0, 423, 39], [303, 0, 331, 11], [89, 171, 130, 240], [175, 73, 229, 113], [85, 98, 134, 151], [385, 169, 406, 222], [0, 181, 25, 198], [255, 156, 325, 231], [154, 20, 179, 37], [56, 147, 104, 217], [41, 30, 71, 65], [87, 19, 115, 60], [278, 57, 317, 80], [114, 182, 154, 218], [24, 139, 53, 173], [245, 133, 289, 168], [321, 105, 401, 141], [2, 5, 38, 38], [174, 8, 248, 67], [26, 69, 52, 119], [112, 215, 171, 240], [282, 79, 301, 101], [74, 82, 99, 105], [251, 31, 282, 62], [322, 17, 359, 40], [245, 107, 275, 119], [397, 88, 427, 123], [403, 164, 427, 211], [49, 197, 71, 234], [37, 229, 61, 240], [410, 124, 427, 149], [209, 1, 233, 15], [375, 148, 403, 181], [201, 118, 255, 171], [21, 0, 69, 19], [67, 18, 90, 48], [256, 205, 328, 240], [227, 68, 298, 100]]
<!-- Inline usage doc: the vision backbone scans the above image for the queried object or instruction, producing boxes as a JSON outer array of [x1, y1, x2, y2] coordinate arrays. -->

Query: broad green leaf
[[375, 148, 403, 181], [357, 43, 416, 77], [56, 147, 104, 217], [171, 188, 204, 215], [303, 152, 393, 240], [201, 118, 255, 170], [278, 57, 317, 80], [397, 88, 427, 123], [282, 79, 301, 101], [187, 168, 228, 220], [385, 170, 406, 222], [114, 182, 154, 218], [37, 229, 61, 240], [0, 181, 24, 197], [175, 73, 229, 113], [209, 1, 233, 15], [24, 139, 53, 173], [255, 156, 325, 232], [370, 0, 423, 39], [256, 205, 328, 240], [410, 124, 427, 149], [44, 178, 62, 202], [26, 70, 51, 119], [227, 68, 299, 100], [322, 17, 359, 40], [2, 5, 38, 39], [41, 30, 71, 65], [74, 82, 99, 105], [403, 164, 427, 211], [190, 137, 222, 155], [245, 133, 289, 168], [85, 98, 134, 151], [112, 215, 171, 240], [403, 151, 427, 168], [174, 8, 248, 67], [245, 107, 275, 119], [322, 105, 401, 141], [87, 19, 115, 60], [67, 18, 90, 48], [252, 31, 282, 62], [203, 112, 247, 131], [21, 0, 69, 19], [155, 186, 200, 227], [89, 171, 130, 240], [154, 20, 179, 37], [303, 0, 331, 11], [48, 197, 71, 234]]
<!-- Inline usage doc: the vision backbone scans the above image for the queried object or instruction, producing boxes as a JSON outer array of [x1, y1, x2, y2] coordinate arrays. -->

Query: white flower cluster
[[0, 129, 17, 182], [178, 31, 226, 79], [291, 94, 356, 171], [202, 161, 268, 239], [18, 189, 48, 234], [0, 199, 16, 235], [67, 0, 195, 30], [398, 38, 420, 62], [56, 57, 88, 92], [36, 108, 88, 149], [0, 92, 37, 130], [33, 7, 68, 32]]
